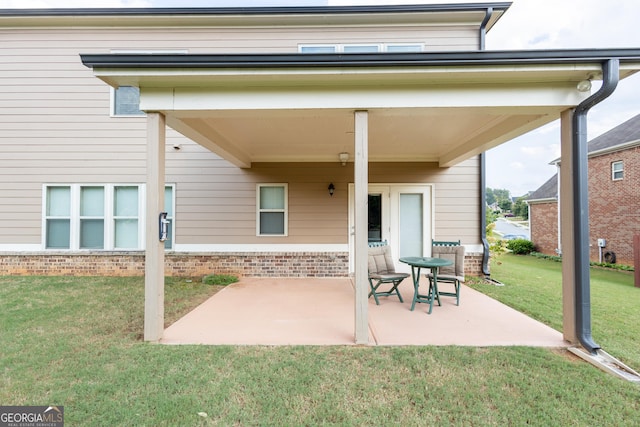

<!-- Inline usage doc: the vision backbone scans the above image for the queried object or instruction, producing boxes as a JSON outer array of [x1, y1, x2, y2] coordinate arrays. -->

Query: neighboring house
[[528, 113, 640, 265], [1, 4, 639, 343]]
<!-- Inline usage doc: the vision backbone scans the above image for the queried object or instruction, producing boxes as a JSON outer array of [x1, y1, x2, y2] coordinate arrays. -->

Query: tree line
[[486, 187, 528, 220]]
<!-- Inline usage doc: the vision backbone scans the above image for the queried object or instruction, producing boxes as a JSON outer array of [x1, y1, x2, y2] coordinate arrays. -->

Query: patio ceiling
[[164, 107, 551, 167], [82, 50, 640, 168]]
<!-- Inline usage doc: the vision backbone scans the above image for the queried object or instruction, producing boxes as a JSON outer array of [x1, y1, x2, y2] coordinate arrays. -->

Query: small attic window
[[612, 161, 624, 180], [112, 86, 144, 117]]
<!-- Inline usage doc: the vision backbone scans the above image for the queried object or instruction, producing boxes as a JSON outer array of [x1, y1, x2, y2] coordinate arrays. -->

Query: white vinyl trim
[[0, 244, 43, 251], [174, 244, 348, 252]]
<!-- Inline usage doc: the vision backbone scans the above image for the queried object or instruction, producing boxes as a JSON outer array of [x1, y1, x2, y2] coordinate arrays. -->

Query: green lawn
[[474, 254, 640, 367], [2, 259, 640, 426]]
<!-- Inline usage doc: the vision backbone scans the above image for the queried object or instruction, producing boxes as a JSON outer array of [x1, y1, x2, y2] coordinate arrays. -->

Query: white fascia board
[[159, 84, 586, 112], [139, 87, 174, 111]]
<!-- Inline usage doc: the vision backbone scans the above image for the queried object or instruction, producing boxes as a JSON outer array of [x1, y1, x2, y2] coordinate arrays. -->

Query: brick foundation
[[464, 253, 485, 277], [0, 251, 485, 278]]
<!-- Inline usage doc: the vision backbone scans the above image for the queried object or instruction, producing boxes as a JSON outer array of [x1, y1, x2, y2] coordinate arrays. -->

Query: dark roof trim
[[0, 3, 511, 17], [81, 49, 640, 69]]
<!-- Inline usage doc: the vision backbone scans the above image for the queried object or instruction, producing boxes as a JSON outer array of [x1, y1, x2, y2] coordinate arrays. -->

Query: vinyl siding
[[171, 158, 480, 245], [0, 23, 480, 248], [1, 25, 478, 53]]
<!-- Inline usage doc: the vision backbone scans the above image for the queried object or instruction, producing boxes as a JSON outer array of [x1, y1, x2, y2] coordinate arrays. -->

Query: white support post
[[354, 110, 369, 344], [144, 112, 166, 342], [559, 108, 577, 344]]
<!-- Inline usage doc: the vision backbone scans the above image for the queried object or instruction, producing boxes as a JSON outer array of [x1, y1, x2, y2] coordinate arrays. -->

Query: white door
[[349, 184, 433, 273]]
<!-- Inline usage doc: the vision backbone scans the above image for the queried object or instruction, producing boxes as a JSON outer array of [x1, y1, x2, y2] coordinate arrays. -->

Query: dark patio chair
[[367, 243, 409, 305], [426, 244, 465, 306]]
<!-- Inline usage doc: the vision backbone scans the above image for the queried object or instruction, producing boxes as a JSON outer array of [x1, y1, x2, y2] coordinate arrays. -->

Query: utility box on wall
[[597, 238, 606, 248]]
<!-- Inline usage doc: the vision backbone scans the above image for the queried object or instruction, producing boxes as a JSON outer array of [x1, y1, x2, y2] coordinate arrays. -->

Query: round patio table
[[399, 256, 454, 314]]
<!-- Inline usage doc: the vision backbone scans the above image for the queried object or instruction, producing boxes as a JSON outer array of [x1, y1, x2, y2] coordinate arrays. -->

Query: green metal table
[[399, 256, 454, 314]]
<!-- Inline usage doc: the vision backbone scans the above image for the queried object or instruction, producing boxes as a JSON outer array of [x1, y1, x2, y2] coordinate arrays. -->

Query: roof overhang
[[552, 138, 640, 165], [81, 49, 640, 168], [0, 3, 510, 29]]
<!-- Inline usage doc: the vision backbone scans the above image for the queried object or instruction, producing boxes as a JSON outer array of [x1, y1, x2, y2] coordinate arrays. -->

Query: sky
[[4, 0, 640, 196]]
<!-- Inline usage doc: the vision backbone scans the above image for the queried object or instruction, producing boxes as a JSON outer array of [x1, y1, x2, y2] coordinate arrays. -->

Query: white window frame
[[256, 183, 288, 237], [44, 185, 73, 250], [384, 43, 425, 52], [79, 185, 107, 249], [342, 44, 381, 53], [298, 45, 338, 53], [612, 161, 624, 180], [298, 43, 423, 53], [112, 185, 143, 250], [42, 184, 176, 250]]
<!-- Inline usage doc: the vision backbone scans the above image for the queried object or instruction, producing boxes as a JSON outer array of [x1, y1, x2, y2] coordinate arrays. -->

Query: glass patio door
[[348, 184, 432, 273]]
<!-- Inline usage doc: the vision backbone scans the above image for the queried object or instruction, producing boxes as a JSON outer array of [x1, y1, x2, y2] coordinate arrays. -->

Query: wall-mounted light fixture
[[328, 183, 335, 196], [339, 152, 349, 166], [577, 79, 592, 92]]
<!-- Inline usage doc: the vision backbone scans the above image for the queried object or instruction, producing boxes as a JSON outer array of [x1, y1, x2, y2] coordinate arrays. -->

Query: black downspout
[[480, 153, 491, 275], [479, 7, 492, 51], [479, 7, 492, 276], [572, 59, 619, 354]]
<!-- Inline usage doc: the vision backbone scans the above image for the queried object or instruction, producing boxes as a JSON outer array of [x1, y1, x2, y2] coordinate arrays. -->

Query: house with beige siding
[[528, 113, 640, 266], [1, 3, 640, 346]]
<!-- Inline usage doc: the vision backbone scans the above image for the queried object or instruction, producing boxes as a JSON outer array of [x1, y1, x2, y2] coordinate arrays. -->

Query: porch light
[[328, 183, 335, 196], [577, 79, 592, 92], [339, 152, 349, 166]]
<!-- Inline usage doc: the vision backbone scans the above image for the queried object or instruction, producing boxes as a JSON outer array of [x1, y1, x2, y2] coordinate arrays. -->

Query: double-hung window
[[113, 186, 140, 249], [612, 161, 624, 180], [45, 186, 72, 249], [257, 184, 288, 236], [80, 186, 106, 249], [44, 184, 175, 250]]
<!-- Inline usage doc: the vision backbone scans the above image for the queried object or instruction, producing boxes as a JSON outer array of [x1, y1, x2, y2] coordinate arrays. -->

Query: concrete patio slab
[[161, 277, 566, 347], [368, 280, 566, 346]]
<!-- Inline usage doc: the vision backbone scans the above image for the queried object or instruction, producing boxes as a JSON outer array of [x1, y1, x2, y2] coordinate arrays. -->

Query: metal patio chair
[[426, 244, 465, 306], [367, 242, 409, 305]]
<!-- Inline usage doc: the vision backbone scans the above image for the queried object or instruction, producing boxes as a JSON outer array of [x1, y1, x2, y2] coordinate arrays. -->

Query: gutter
[[479, 6, 493, 51], [80, 48, 640, 69]]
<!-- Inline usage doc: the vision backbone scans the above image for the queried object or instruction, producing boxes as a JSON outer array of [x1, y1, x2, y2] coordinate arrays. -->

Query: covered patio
[[81, 48, 640, 348], [161, 278, 565, 347]]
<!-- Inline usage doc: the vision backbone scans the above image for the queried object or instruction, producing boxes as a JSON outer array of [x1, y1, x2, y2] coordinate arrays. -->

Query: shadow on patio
[[161, 277, 567, 347]]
